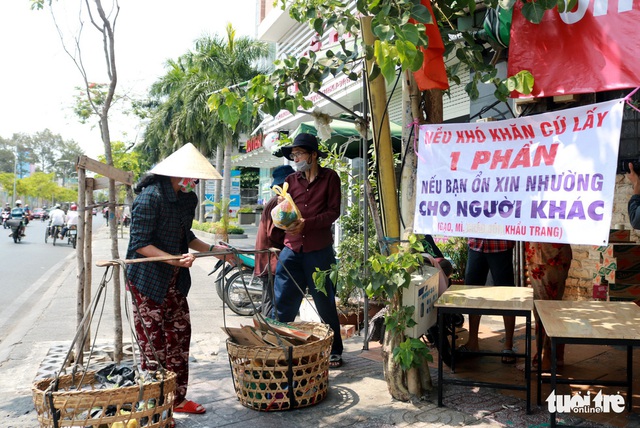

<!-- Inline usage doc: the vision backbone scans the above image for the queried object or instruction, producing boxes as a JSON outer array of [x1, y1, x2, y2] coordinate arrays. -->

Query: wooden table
[[535, 300, 640, 427], [435, 285, 533, 413]]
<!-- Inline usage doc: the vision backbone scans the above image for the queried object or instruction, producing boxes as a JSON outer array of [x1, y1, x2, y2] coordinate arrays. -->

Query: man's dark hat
[[280, 133, 327, 161], [271, 165, 295, 188]]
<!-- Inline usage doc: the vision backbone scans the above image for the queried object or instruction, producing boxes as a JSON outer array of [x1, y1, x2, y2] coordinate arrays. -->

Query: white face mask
[[294, 159, 311, 172]]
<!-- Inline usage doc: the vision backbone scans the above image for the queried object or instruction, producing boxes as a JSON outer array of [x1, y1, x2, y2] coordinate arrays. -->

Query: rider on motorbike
[[24, 204, 31, 223], [2, 203, 11, 229], [10, 200, 26, 236], [48, 204, 66, 238], [60, 203, 79, 238]]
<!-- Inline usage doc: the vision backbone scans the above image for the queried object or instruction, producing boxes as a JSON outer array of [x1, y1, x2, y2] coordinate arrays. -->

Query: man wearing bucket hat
[[126, 143, 229, 417], [273, 133, 344, 368], [254, 165, 295, 317]]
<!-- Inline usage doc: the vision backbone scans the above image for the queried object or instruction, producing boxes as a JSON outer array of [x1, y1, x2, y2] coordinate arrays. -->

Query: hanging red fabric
[[508, 1, 640, 98], [413, 0, 449, 91]]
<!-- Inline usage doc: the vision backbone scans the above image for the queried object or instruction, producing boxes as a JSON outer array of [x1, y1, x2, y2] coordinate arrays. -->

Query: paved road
[[0, 219, 78, 345]]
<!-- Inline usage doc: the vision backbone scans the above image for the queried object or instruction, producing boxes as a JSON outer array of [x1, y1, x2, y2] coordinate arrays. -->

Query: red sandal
[[173, 399, 206, 414]]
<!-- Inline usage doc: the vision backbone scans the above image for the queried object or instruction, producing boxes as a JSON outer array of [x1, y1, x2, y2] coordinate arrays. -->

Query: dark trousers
[[274, 245, 343, 356], [465, 248, 515, 286], [260, 275, 275, 318]]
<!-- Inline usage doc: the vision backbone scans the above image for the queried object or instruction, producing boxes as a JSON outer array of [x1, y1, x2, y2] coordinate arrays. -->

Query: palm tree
[[141, 25, 269, 218]]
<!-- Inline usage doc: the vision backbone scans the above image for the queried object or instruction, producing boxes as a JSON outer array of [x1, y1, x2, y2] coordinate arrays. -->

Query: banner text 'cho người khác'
[[413, 100, 624, 245]]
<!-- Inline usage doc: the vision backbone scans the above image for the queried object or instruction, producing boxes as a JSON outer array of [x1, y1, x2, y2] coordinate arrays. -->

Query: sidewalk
[[0, 224, 628, 427]]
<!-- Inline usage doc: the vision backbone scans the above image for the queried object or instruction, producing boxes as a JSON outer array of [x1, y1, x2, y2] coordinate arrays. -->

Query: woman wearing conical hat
[[126, 143, 226, 417]]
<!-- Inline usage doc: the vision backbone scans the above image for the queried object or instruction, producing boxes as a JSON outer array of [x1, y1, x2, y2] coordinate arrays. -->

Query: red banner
[[508, 1, 640, 98]]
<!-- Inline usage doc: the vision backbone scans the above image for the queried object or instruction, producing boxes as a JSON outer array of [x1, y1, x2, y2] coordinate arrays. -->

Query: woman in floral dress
[[526, 242, 573, 370]]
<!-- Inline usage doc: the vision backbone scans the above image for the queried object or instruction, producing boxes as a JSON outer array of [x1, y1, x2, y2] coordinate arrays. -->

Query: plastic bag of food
[[271, 182, 301, 229]]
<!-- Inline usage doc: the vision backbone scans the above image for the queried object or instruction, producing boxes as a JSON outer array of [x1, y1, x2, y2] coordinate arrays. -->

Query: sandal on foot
[[329, 354, 343, 368], [455, 345, 480, 359], [501, 349, 517, 364], [173, 400, 206, 414]]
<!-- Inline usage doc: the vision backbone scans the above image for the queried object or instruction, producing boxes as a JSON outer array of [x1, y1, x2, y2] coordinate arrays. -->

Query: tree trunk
[[399, 71, 436, 394], [214, 149, 223, 222], [223, 138, 233, 210], [197, 181, 205, 222], [75, 167, 87, 365], [382, 295, 410, 401], [218, 135, 233, 237]]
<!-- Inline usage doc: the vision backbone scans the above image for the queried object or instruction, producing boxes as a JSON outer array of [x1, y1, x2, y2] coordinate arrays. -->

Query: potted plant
[[439, 237, 468, 284], [237, 206, 256, 225]]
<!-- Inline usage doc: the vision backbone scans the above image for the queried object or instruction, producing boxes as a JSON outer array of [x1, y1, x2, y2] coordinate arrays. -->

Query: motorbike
[[45, 222, 63, 246], [67, 226, 78, 249], [1, 211, 9, 229], [208, 244, 263, 316], [6, 218, 23, 243]]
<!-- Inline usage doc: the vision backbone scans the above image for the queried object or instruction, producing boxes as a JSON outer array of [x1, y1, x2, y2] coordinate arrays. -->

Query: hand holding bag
[[270, 182, 301, 229]]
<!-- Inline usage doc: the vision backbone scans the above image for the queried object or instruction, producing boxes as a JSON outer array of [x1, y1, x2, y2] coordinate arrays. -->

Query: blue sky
[[0, 0, 257, 158]]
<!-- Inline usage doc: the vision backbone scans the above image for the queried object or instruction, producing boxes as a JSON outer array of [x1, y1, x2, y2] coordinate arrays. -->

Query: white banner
[[413, 100, 624, 246]]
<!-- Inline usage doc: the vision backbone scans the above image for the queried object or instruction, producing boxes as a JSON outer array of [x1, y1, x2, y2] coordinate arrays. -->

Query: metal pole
[[362, 71, 370, 350], [12, 148, 17, 206]]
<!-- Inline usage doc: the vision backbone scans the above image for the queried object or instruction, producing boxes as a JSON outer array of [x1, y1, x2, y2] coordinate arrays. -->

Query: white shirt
[[66, 210, 79, 226], [49, 208, 66, 226]]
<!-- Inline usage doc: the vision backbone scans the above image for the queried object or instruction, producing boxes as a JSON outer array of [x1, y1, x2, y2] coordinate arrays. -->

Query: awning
[[285, 118, 404, 159], [231, 146, 286, 168], [232, 118, 405, 168]]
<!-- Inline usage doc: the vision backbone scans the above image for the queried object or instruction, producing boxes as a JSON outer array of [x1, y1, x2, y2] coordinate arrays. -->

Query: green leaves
[[374, 40, 398, 83], [505, 70, 534, 96], [521, 0, 557, 23], [410, 3, 432, 24], [393, 337, 433, 370]]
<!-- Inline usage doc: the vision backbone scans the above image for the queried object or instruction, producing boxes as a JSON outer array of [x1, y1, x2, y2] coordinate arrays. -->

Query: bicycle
[[224, 253, 264, 316], [208, 243, 264, 317]]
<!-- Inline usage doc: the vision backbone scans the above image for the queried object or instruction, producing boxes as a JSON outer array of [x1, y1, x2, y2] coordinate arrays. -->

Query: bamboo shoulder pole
[[96, 248, 280, 268]]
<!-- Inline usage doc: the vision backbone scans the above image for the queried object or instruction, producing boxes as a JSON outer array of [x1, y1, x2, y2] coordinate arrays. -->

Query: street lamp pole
[[12, 148, 17, 206]]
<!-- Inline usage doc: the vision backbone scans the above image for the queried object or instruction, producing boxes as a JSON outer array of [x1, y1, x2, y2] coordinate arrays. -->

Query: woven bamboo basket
[[32, 370, 176, 427], [227, 321, 333, 411]]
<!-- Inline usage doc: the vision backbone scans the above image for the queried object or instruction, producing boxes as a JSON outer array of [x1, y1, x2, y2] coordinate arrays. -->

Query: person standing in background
[[254, 165, 294, 317], [462, 238, 517, 364], [626, 162, 640, 229]]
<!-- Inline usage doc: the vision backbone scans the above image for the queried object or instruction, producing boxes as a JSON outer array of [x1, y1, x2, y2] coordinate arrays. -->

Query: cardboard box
[[609, 281, 640, 301], [609, 229, 631, 243], [401, 265, 439, 338], [340, 324, 356, 339], [613, 245, 640, 270]]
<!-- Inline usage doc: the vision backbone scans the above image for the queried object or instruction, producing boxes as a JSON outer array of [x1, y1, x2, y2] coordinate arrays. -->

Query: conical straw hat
[[149, 143, 222, 180]]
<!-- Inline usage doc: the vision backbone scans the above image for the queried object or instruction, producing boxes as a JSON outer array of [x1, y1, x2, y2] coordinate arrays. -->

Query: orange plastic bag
[[271, 182, 301, 229]]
